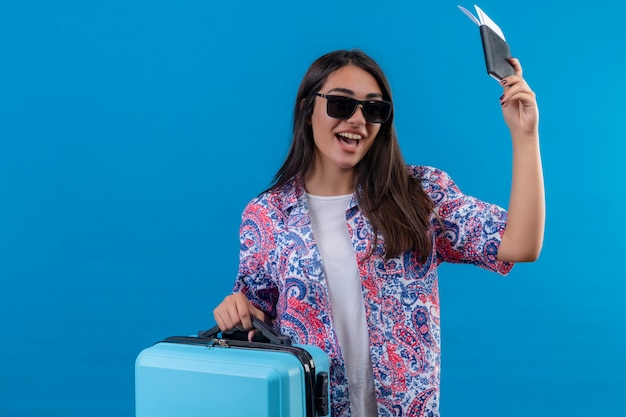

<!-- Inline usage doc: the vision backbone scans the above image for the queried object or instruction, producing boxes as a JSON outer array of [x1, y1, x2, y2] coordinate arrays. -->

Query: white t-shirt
[[307, 193, 378, 417]]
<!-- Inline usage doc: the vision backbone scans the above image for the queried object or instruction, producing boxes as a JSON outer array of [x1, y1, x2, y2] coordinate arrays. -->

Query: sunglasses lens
[[326, 96, 357, 119], [363, 101, 391, 123]]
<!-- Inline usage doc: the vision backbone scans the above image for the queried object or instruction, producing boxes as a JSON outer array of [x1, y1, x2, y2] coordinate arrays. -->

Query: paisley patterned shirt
[[233, 165, 513, 417]]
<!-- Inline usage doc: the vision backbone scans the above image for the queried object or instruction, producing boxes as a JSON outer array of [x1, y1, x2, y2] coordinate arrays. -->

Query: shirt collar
[[279, 175, 359, 213]]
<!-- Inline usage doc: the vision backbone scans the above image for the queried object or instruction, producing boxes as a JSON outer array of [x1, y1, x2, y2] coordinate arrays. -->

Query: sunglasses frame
[[315, 93, 392, 124]]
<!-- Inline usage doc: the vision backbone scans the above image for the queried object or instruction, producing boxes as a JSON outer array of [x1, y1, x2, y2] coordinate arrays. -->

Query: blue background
[[1, 0, 625, 416]]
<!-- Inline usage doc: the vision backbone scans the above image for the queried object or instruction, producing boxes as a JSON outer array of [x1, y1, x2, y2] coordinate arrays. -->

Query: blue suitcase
[[135, 317, 330, 417]]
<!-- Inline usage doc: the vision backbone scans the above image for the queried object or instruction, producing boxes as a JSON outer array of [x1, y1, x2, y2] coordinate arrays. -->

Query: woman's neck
[[304, 166, 355, 196]]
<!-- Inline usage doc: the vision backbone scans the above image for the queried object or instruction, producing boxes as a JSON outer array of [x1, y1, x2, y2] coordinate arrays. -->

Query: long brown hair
[[273, 49, 433, 260]]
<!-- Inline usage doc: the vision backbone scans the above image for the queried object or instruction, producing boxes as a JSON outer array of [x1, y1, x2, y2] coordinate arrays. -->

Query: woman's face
[[310, 64, 383, 175]]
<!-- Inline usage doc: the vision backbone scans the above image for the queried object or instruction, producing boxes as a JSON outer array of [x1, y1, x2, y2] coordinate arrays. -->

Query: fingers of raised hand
[[499, 58, 535, 104], [500, 79, 536, 107]]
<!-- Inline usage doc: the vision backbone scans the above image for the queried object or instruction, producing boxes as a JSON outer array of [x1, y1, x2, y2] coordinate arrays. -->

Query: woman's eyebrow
[[326, 87, 383, 99]]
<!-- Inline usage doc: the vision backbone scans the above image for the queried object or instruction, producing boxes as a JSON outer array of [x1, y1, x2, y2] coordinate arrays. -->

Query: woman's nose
[[347, 104, 366, 125]]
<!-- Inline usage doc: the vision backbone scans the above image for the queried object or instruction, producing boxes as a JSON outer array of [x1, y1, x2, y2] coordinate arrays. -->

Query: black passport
[[480, 25, 515, 80], [459, 5, 515, 81]]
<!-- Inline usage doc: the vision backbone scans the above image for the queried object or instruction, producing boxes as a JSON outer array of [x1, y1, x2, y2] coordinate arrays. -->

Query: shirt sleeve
[[419, 166, 514, 276], [232, 197, 280, 319]]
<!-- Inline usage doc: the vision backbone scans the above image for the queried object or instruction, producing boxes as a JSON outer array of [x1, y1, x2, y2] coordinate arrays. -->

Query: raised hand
[[499, 58, 539, 140]]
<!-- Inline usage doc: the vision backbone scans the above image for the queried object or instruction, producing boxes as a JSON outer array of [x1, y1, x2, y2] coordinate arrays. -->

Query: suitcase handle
[[198, 317, 292, 346]]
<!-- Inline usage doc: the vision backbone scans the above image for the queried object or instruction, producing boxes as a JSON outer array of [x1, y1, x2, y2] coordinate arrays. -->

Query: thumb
[[247, 307, 268, 342]]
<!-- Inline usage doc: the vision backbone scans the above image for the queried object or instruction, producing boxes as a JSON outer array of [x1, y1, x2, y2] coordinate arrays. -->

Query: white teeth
[[337, 132, 363, 140]]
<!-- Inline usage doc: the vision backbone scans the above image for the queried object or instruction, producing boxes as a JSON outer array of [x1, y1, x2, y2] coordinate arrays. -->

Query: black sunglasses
[[315, 93, 392, 124]]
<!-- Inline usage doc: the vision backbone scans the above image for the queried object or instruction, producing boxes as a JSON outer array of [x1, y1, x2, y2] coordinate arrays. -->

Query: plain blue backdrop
[[1, 0, 625, 416]]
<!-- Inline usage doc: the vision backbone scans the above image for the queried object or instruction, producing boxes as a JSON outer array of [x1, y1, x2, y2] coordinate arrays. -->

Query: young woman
[[213, 49, 544, 417]]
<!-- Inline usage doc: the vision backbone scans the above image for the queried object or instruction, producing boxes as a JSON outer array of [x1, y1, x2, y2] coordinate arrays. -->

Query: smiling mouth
[[336, 132, 363, 146]]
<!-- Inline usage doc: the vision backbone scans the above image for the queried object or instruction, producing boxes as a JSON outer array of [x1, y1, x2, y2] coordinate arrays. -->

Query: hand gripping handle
[[197, 316, 292, 346]]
